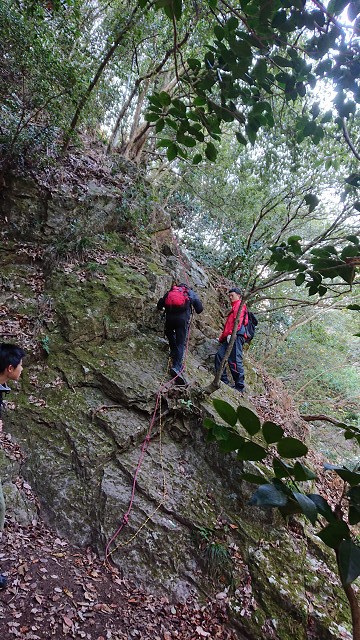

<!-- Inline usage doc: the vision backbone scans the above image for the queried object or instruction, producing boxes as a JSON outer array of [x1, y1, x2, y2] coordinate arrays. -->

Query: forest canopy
[[1, 0, 360, 166]]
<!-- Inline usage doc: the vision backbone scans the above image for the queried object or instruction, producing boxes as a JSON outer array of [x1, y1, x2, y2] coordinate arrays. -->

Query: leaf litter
[[0, 517, 237, 640]]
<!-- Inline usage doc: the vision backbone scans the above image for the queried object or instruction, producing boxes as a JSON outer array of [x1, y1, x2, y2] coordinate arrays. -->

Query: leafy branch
[[206, 398, 360, 639]]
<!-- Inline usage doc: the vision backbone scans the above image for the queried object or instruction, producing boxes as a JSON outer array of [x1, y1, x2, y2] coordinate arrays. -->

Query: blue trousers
[[215, 336, 245, 390]]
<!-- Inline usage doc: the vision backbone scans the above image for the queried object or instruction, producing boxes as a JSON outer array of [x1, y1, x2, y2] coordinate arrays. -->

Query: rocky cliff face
[[0, 163, 353, 640]]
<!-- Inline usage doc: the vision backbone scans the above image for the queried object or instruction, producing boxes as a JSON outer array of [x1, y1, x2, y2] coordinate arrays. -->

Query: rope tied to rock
[[105, 389, 170, 563], [104, 235, 194, 565]]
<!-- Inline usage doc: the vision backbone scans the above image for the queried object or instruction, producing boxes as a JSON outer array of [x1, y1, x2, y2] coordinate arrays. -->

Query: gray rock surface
[[0, 173, 353, 640]]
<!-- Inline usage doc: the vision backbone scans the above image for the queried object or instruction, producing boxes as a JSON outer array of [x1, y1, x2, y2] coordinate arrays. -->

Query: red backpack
[[164, 285, 190, 312]]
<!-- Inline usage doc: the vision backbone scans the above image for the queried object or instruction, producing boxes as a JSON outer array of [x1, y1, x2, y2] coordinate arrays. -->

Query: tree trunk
[[121, 72, 182, 162], [106, 83, 139, 154], [107, 31, 190, 155], [62, 3, 141, 154], [343, 582, 360, 640], [335, 549, 360, 640]]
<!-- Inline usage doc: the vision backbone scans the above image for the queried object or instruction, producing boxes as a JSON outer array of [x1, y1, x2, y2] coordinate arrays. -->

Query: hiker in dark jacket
[[157, 282, 203, 382], [215, 288, 247, 393], [0, 343, 25, 590]]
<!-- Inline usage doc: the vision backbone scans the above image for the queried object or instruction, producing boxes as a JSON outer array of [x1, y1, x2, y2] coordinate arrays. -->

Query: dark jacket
[[0, 383, 10, 419], [157, 285, 203, 323]]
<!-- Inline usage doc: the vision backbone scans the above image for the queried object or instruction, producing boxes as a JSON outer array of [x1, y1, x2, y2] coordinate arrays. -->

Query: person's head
[[228, 287, 241, 302], [0, 343, 25, 381]]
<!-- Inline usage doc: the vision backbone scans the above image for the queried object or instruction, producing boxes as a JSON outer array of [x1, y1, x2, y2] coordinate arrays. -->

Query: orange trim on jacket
[[219, 299, 247, 343]]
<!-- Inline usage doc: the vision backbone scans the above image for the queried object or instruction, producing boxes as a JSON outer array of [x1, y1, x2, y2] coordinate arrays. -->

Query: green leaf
[[262, 421, 284, 443], [148, 94, 163, 108], [345, 173, 360, 187], [226, 16, 239, 30], [293, 462, 317, 481], [336, 264, 356, 285], [317, 521, 350, 549], [176, 133, 197, 147], [346, 235, 359, 245], [219, 432, 245, 452], [295, 272, 306, 286], [203, 417, 218, 430], [249, 483, 288, 507], [245, 122, 257, 145], [166, 143, 178, 161], [321, 110, 333, 123], [273, 55, 293, 67], [304, 194, 319, 212], [212, 423, 230, 441], [308, 494, 337, 523], [275, 256, 301, 272], [328, 0, 352, 15], [237, 441, 267, 461], [205, 142, 218, 161], [157, 138, 175, 148], [145, 113, 161, 122], [240, 472, 268, 485], [292, 492, 318, 524], [338, 540, 360, 585], [278, 501, 303, 517], [213, 399, 237, 426], [158, 91, 171, 106], [237, 406, 261, 435], [155, 119, 165, 133], [214, 25, 225, 40], [324, 464, 360, 486], [236, 131, 247, 145], [193, 96, 207, 106], [273, 458, 293, 479], [287, 238, 302, 256], [187, 58, 202, 71], [341, 244, 359, 259], [347, 486, 360, 525], [253, 59, 268, 82], [192, 153, 203, 165], [165, 118, 178, 130], [347, 304, 360, 310], [277, 437, 308, 459], [157, 0, 182, 20], [205, 430, 217, 443]]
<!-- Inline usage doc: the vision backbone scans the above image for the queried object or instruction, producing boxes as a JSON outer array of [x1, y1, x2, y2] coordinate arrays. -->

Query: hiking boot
[[175, 373, 187, 386], [0, 574, 8, 589], [170, 367, 187, 386]]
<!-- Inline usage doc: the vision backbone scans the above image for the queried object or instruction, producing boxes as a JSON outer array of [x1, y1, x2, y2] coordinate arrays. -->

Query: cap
[[229, 287, 241, 295]]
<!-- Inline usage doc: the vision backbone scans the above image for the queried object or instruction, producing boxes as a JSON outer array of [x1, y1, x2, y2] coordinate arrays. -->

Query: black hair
[[229, 287, 242, 295], [0, 343, 25, 373]]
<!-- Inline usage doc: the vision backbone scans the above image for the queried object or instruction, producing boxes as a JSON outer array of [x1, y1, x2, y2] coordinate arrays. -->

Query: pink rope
[[105, 316, 193, 562], [105, 230, 194, 561]]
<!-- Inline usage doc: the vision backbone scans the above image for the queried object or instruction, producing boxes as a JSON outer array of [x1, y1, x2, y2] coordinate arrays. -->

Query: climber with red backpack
[[157, 282, 203, 384]]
